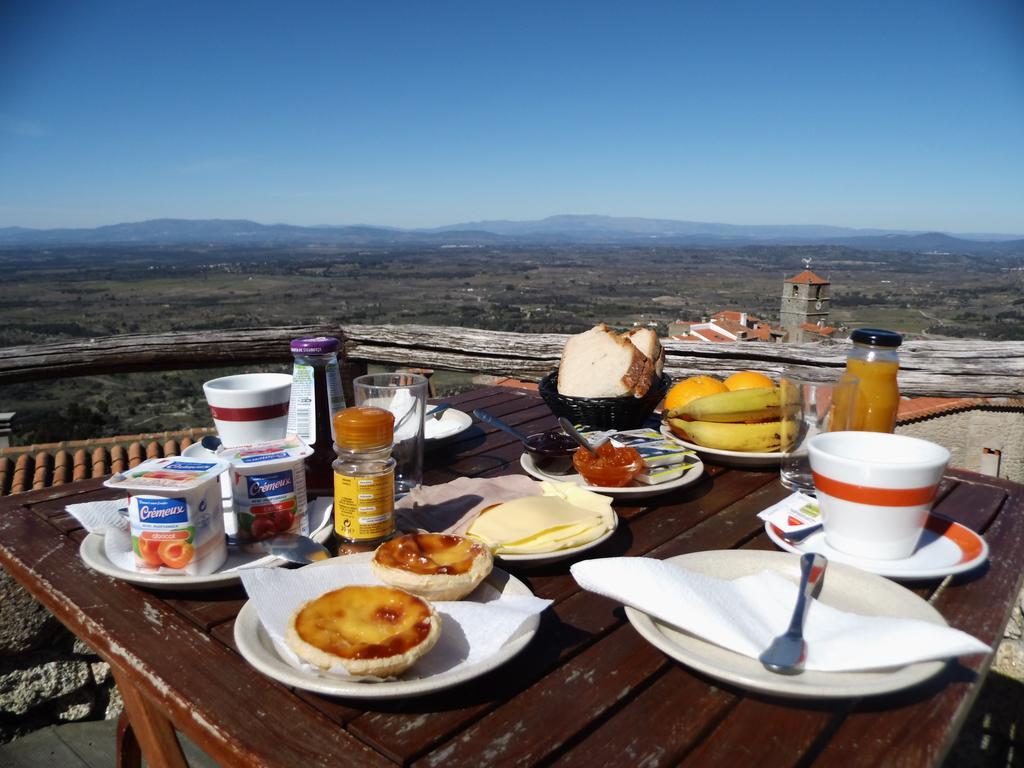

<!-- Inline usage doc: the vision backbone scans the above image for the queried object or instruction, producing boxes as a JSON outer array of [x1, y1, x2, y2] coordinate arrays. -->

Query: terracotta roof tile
[[800, 322, 836, 336], [692, 329, 736, 343], [786, 269, 828, 285], [0, 427, 216, 497]]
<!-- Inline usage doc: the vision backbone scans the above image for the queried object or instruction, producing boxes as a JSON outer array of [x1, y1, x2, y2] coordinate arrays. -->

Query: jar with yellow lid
[[332, 406, 396, 548]]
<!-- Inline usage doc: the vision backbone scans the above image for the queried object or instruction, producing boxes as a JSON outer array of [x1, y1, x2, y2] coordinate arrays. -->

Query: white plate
[[425, 407, 473, 443], [625, 550, 948, 698], [233, 556, 539, 699], [659, 424, 782, 467], [79, 498, 334, 591], [495, 511, 620, 566], [519, 453, 705, 499], [765, 514, 989, 579]]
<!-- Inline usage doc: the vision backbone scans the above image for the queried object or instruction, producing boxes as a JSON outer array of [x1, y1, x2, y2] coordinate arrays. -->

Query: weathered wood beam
[[1, 324, 1022, 398]]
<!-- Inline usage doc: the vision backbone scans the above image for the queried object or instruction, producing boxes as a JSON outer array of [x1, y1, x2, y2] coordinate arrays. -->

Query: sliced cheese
[[467, 482, 615, 554]]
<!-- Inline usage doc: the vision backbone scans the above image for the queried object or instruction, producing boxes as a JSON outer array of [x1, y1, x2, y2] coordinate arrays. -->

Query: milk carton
[[103, 457, 230, 575], [219, 436, 314, 541]]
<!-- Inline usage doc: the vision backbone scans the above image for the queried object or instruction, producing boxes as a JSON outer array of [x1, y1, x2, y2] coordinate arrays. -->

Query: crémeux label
[[333, 470, 395, 541]]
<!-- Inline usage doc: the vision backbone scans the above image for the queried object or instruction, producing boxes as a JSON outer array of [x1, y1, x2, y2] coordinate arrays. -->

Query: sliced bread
[[624, 328, 665, 376], [558, 324, 654, 398]]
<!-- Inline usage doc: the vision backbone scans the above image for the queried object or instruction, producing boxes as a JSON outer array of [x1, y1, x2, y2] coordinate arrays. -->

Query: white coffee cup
[[202, 373, 292, 447], [807, 431, 950, 560]]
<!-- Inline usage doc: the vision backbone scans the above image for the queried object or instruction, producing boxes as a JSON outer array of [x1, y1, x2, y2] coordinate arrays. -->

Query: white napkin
[[571, 557, 989, 672], [240, 559, 551, 681], [66, 497, 335, 574], [425, 417, 463, 440]]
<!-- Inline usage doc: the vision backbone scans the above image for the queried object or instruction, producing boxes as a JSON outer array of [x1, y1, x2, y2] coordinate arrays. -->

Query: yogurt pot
[[218, 436, 314, 541], [103, 456, 230, 575]]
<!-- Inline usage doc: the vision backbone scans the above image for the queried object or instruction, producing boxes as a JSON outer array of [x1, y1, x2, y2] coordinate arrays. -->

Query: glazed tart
[[371, 533, 494, 601], [285, 585, 441, 677]]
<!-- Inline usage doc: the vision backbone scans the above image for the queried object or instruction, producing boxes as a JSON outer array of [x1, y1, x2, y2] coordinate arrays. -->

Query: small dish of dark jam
[[524, 430, 579, 475]]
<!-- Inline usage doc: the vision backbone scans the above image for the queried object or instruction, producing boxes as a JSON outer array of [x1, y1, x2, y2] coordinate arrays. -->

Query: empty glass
[[779, 373, 858, 495], [352, 372, 428, 497]]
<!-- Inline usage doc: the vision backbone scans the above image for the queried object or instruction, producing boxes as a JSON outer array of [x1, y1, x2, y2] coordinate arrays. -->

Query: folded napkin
[[571, 557, 990, 672], [240, 558, 551, 681], [395, 475, 542, 534], [67, 497, 334, 575], [425, 417, 463, 441]]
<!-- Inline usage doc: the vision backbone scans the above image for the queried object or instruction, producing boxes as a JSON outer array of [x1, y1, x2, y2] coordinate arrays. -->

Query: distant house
[[668, 311, 782, 344]]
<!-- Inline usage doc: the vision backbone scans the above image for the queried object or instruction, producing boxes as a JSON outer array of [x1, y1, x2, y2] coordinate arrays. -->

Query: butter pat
[[467, 481, 615, 554]]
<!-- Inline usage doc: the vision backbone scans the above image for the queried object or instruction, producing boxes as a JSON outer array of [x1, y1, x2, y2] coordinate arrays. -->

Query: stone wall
[[0, 569, 121, 744]]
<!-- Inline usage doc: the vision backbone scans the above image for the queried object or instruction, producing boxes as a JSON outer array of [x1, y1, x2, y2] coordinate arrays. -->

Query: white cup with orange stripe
[[808, 432, 950, 560], [203, 373, 293, 448]]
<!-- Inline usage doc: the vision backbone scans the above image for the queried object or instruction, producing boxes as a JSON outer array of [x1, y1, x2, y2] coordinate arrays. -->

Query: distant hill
[[1, 215, 1022, 256]]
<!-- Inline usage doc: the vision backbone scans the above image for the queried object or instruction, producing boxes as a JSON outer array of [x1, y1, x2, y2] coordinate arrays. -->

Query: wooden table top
[[1, 385, 1022, 767]]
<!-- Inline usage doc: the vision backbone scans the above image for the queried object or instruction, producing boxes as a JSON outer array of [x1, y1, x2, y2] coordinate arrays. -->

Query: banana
[[666, 418, 782, 452], [666, 386, 781, 424]]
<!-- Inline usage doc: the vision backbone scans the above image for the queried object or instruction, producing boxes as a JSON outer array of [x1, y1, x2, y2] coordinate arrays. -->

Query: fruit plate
[[519, 453, 705, 499], [659, 424, 782, 468], [234, 555, 540, 699], [78, 498, 334, 592]]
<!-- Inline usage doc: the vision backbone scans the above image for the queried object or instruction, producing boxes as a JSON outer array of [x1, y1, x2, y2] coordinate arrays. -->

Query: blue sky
[[1, 0, 1022, 233]]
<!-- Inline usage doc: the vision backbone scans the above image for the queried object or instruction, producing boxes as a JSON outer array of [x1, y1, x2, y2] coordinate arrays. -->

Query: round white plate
[[495, 511, 619, 567], [519, 453, 705, 499], [79, 498, 334, 591], [625, 550, 948, 698], [425, 407, 473, 444], [765, 515, 989, 580], [233, 556, 539, 699], [659, 424, 782, 467]]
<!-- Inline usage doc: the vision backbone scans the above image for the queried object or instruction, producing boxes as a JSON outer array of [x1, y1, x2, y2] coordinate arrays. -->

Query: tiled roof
[[896, 396, 1024, 423], [0, 428, 214, 497], [800, 322, 836, 336], [785, 269, 828, 285]]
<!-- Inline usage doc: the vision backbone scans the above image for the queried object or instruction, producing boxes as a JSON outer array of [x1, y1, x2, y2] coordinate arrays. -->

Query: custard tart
[[371, 533, 494, 601], [285, 585, 441, 677]]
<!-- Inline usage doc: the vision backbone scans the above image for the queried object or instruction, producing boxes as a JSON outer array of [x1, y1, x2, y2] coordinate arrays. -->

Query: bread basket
[[538, 372, 671, 430]]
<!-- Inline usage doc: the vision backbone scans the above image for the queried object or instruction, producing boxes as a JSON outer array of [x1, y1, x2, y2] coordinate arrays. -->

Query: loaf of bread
[[557, 324, 662, 398]]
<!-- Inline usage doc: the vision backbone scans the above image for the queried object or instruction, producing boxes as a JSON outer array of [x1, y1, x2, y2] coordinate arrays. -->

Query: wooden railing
[[2, 325, 1023, 398]]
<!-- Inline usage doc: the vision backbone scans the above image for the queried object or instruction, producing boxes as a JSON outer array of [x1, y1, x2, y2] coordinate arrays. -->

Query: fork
[[759, 552, 828, 674]]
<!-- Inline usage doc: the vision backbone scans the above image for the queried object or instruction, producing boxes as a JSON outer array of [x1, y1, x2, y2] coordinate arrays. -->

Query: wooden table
[[1, 385, 1022, 767]]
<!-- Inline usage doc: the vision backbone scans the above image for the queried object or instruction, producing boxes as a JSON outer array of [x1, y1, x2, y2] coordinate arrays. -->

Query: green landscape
[[2, 243, 1022, 445]]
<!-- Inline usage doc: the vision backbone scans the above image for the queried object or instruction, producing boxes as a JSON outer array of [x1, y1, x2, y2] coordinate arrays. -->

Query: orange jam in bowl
[[572, 442, 644, 487]]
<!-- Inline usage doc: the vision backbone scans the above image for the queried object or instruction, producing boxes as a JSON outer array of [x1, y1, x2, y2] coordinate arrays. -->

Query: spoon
[[228, 533, 331, 565], [472, 409, 531, 445], [557, 417, 606, 456], [758, 552, 828, 674], [426, 403, 451, 421]]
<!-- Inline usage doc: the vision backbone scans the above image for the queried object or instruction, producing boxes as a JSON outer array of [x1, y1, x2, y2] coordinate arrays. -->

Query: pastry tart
[[371, 533, 494, 601], [285, 585, 441, 677]]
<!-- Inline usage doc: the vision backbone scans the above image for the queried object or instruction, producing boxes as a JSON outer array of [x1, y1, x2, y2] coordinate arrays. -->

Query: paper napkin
[[424, 417, 463, 441], [67, 497, 334, 574], [240, 558, 551, 681], [395, 475, 542, 534], [571, 557, 989, 672]]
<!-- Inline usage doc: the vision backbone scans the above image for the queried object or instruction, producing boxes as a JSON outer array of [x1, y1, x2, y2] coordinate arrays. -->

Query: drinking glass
[[353, 372, 428, 497], [779, 372, 858, 494]]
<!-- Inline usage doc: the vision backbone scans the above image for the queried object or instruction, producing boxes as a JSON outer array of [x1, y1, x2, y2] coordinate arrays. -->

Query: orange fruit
[[663, 376, 728, 411], [723, 371, 774, 391]]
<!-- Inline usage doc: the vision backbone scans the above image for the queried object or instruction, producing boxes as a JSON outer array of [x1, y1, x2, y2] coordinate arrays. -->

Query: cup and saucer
[[767, 432, 989, 580]]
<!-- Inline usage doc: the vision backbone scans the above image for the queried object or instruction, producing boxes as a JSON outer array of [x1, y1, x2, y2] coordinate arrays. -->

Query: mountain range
[[1, 215, 1022, 255]]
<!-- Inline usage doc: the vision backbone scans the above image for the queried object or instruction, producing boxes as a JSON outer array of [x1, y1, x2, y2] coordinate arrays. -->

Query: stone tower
[[780, 260, 830, 342]]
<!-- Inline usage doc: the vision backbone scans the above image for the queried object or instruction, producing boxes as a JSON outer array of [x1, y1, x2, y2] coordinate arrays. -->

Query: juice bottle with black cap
[[845, 328, 902, 433]]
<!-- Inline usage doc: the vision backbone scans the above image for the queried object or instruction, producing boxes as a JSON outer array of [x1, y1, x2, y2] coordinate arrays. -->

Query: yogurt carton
[[103, 456, 230, 575], [219, 436, 314, 541]]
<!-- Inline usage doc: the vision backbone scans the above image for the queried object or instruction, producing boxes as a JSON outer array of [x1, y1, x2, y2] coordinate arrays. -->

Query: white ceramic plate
[[519, 453, 705, 499], [495, 511, 620, 567], [625, 550, 948, 698], [233, 557, 539, 699], [658, 424, 782, 467], [78, 498, 334, 591], [765, 514, 989, 579], [425, 407, 473, 444]]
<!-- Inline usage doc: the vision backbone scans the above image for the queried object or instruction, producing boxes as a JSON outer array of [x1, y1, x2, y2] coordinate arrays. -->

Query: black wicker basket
[[538, 372, 671, 430]]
